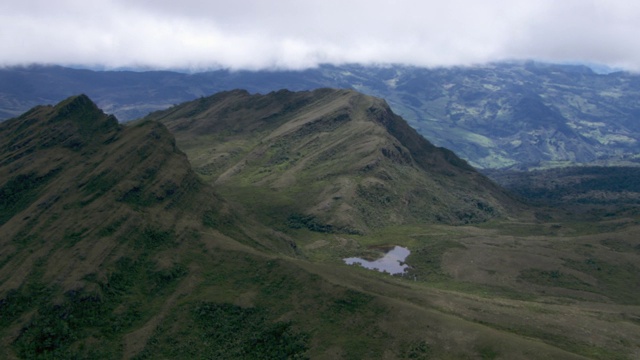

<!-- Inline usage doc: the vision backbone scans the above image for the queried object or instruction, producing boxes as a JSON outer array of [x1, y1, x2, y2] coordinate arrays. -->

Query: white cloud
[[504, 0, 640, 69], [2, 0, 640, 71]]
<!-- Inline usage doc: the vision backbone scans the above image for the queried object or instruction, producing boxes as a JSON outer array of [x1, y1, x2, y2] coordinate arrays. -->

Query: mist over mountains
[[3, 62, 640, 169]]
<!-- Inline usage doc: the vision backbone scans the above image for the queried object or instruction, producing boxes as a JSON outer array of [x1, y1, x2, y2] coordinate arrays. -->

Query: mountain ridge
[[1, 94, 639, 359], [0, 95, 318, 358], [145, 88, 521, 233], [0, 95, 207, 292]]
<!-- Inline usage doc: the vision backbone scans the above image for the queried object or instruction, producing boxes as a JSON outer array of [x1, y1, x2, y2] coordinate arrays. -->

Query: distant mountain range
[[2, 62, 640, 169]]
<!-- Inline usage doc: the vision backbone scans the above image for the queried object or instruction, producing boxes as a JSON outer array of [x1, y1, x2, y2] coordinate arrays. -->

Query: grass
[[155, 88, 514, 236], [405, 236, 466, 281], [2, 92, 640, 359], [217, 185, 297, 226], [0, 170, 59, 225], [431, 281, 537, 301], [4, 188, 637, 359], [0, 258, 51, 328], [4, 211, 638, 359], [295, 217, 640, 357], [478, 321, 630, 360], [477, 220, 563, 236], [563, 257, 640, 304], [600, 238, 640, 253], [134, 298, 310, 360], [518, 268, 592, 291], [5, 248, 189, 359]]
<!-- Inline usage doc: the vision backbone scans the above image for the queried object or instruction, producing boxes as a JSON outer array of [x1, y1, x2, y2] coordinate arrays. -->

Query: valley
[[0, 91, 638, 359], [295, 218, 640, 359]]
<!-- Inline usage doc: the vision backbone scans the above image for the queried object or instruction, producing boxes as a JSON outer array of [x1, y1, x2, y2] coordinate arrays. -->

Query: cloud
[[505, 0, 640, 69], [2, 0, 640, 71]]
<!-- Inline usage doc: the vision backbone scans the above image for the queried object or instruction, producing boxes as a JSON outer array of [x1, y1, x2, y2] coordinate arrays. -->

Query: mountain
[[143, 88, 520, 233], [0, 65, 326, 121], [3, 63, 640, 169], [349, 62, 640, 169], [0, 93, 205, 244], [0, 95, 307, 358], [2, 95, 640, 359]]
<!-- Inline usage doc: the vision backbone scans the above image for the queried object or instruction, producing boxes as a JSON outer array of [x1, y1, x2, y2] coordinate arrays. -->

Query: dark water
[[343, 246, 410, 275]]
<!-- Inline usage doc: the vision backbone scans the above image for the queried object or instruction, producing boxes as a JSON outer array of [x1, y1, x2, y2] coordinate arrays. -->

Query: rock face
[[146, 88, 521, 233]]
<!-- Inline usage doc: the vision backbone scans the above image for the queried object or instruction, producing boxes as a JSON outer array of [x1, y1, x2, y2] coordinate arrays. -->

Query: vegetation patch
[[518, 268, 592, 291], [563, 258, 640, 304], [600, 238, 640, 253], [401, 340, 432, 359], [133, 227, 175, 251], [0, 249, 188, 358], [13, 291, 112, 359], [0, 281, 51, 329], [63, 227, 89, 248], [330, 289, 375, 314], [0, 170, 59, 225], [81, 171, 119, 197], [481, 321, 629, 360], [475, 344, 500, 360], [118, 185, 151, 207], [356, 183, 396, 206], [406, 238, 466, 281], [202, 208, 235, 229], [137, 302, 309, 359], [97, 216, 127, 237], [287, 213, 335, 233]]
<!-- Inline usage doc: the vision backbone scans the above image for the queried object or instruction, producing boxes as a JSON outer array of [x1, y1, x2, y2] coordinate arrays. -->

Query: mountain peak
[[0, 96, 211, 288], [50, 94, 119, 134], [55, 93, 94, 108], [146, 88, 520, 232], [0, 95, 120, 160], [360, 93, 476, 173]]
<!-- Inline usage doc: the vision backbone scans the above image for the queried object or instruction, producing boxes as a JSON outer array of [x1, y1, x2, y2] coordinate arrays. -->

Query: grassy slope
[[144, 89, 639, 359], [1, 95, 638, 359], [146, 89, 522, 234], [291, 216, 640, 359]]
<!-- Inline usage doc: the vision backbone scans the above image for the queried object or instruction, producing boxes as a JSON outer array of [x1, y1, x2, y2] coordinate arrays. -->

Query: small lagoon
[[343, 246, 410, 275]]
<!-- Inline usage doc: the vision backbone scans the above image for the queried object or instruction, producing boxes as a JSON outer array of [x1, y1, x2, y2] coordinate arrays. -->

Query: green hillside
[[0, 94, 639, 359], [145, 88, 520, 234]]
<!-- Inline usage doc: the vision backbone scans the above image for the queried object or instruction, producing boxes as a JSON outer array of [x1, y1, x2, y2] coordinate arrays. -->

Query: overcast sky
[[1, 0, 639, 71]]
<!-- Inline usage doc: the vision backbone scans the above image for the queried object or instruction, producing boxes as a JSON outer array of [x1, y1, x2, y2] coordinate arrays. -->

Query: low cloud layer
[[2, 0, 639, 71]]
